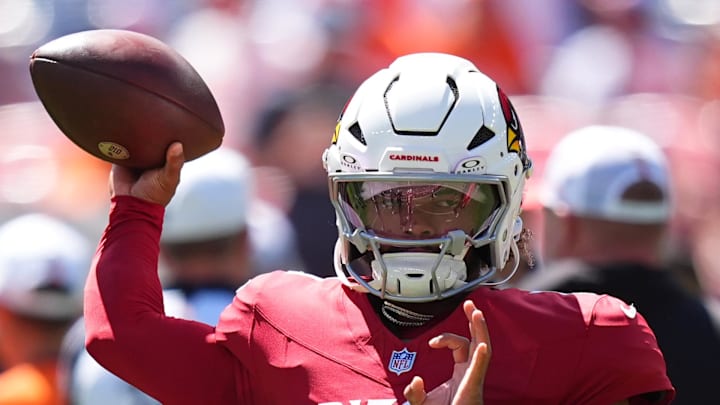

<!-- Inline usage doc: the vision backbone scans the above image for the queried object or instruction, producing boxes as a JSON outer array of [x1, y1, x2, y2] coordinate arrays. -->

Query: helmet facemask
[[330, 173, 519, 303]]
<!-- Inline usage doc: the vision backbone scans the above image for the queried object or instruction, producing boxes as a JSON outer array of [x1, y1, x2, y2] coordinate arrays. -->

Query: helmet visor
[[337, 180, 502, 240]]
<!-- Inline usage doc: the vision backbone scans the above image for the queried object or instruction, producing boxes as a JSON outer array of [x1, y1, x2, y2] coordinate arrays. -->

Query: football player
[[84, 53, 674, 404]]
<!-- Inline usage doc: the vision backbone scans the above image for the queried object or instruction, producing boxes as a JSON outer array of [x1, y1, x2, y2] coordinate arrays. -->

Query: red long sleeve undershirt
[[83, 196, 239, 404]]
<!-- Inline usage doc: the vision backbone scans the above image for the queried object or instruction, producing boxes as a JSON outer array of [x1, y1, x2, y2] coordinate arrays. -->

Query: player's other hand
[[403, 300, 491, 405], [110, 142, 185, 206]]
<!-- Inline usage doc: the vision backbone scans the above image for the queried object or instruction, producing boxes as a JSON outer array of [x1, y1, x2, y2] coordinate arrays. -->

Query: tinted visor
[[337, 181, 501, 240]]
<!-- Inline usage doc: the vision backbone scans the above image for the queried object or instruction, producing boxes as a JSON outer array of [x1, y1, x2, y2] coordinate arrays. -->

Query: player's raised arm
[[84, 144, 238, 404]]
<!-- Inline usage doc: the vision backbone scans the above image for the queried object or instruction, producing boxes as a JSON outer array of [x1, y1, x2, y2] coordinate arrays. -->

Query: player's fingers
[[463, 300, 479, 342], [131, 142, 185, 205], [163, 142, 185, 181], [470, 307, 491, 359], [155, 142, 184, 196], [429, 333, 470, 364], [449, 311, 490, 405], [450, 342, 489, 405], [463, 342, 491, 388], [403, 376, 427, 405]]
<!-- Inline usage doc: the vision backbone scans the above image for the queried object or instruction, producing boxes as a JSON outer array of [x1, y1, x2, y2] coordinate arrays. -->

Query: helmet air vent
[[467, 125, 496, 150], [446, 76, 459, 99], [348, 122, 366, 145]]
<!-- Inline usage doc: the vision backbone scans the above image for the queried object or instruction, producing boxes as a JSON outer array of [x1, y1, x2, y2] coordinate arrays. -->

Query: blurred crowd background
[[2, 0, 720, 308]]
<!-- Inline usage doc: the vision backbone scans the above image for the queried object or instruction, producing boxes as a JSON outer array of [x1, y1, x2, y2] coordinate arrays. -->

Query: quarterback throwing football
[[84, 53, 674, 404]]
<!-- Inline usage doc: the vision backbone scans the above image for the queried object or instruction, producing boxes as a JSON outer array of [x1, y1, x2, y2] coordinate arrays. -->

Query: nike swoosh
[[620, 303, 637, 319]]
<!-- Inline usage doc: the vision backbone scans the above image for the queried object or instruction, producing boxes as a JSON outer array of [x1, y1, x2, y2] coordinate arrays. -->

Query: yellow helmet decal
[[332, 121, 341, 144]]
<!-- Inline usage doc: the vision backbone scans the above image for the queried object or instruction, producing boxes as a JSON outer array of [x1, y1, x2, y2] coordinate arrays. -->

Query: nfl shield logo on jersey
[[388, 348, 416, 376]]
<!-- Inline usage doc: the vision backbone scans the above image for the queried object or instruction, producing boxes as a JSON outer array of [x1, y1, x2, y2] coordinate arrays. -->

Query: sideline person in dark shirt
[[518, 125, 720, 405]]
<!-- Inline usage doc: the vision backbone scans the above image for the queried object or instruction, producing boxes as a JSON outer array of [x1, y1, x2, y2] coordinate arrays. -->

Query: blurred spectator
[[539, 0, 698, 104], [691, 207, 720, 330], [357, 0, 533, 94], [517, 125, 720, 405], [0, 213, 91, 405], [597, 93, 720, 293], [251, 83, 353, 277], [63, 147, 301, 404], [159, 147, 302, 298]]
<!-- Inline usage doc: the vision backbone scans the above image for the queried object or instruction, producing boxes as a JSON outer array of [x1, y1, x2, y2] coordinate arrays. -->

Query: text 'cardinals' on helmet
[[323, 53, 532, 303]]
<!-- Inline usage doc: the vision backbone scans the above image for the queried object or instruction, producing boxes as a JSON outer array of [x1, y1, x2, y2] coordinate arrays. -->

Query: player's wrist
[[111, 195, 165, 218]]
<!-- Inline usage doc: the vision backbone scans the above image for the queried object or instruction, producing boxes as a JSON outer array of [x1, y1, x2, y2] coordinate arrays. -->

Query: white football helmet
[[323, 53, 532, 303]]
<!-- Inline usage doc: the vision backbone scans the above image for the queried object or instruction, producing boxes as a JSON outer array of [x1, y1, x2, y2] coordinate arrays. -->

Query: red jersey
[[84, 197, 674, 405]]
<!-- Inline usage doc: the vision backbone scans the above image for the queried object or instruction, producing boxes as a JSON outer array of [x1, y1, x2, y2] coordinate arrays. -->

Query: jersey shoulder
[[480, 288, 657, 347], [216, 270, 345, 336], [482, 288, 673, 404], [492, 288, 642, 326], [238, 270, 341, 304]]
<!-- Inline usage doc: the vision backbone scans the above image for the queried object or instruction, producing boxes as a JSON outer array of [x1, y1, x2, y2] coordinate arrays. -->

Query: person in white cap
[[0, 213, 91, 405], [518, 125, 720, 405], [159, 145, 268, 317], [161, 146, 302, 321]]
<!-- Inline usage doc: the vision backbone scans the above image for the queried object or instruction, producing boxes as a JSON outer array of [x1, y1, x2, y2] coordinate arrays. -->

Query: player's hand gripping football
[[404, 300, 491, 405], [110, 142, 185, 206]]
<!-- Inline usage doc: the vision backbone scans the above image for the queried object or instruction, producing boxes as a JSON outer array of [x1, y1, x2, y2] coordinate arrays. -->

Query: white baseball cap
[[162, 147, 253, 243], [539, 125, 671, 224], [0, 213, 91, 320]]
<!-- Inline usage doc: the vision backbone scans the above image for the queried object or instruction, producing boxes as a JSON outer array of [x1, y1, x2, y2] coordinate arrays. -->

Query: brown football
[[29, 29, 224, 169]]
